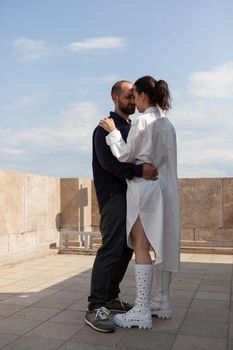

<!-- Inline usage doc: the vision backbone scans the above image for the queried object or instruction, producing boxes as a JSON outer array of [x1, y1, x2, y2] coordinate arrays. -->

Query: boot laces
[[95, 307, 110, 320]]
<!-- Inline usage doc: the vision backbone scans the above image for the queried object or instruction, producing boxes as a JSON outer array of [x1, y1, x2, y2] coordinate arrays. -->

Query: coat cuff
[[106, 129, 122, 145]]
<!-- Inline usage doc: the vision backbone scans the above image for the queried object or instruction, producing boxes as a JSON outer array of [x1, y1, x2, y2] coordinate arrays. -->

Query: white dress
[[106, 106, 180, 272]]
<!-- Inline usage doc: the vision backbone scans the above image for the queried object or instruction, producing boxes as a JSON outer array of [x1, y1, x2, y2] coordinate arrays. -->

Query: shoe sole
[[85, 318, 115, 333], [114, 319, 152, 330], [151, 310, 172, 319]]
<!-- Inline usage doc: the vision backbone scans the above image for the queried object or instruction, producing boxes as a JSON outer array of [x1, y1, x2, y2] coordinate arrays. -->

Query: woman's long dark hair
[[134, 75, 171, 111]]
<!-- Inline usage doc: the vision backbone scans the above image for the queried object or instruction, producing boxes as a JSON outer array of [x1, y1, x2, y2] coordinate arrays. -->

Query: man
[[85, 80, 157, 332]]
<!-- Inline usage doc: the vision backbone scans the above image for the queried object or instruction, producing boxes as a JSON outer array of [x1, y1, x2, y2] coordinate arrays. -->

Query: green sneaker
[[105, 298, 133, 312], [85, 307, 115, 333]]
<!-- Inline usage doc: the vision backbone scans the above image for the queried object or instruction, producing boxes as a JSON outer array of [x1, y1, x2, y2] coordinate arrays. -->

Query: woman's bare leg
[[131, 216, 152, 264]]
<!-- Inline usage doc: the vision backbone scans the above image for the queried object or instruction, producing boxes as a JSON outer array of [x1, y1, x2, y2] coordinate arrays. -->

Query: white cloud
[[0, 101, 102, 158], [78, 74, 118, 84], [170, 62, 233, 178], [12, 37, 127, 61], [12, 37, 57, 61], [20, 90, 49, 107], [0, 147, 24, 157], [1, 90, 49, 111], [187, 62, 233, 98], [172, 101, 233, 178], [68, 37, 126, 52]]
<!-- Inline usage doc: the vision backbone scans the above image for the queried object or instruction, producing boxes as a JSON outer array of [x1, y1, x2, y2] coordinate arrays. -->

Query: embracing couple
[[85, 75, 180, 332]]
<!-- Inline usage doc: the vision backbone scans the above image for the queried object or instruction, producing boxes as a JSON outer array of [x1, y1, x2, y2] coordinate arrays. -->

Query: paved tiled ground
[[0, 252, 232, 350]]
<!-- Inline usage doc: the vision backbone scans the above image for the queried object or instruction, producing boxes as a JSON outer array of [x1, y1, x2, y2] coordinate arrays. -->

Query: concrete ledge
[[180, 246, 233, 254], [0, 244, 59, 267]]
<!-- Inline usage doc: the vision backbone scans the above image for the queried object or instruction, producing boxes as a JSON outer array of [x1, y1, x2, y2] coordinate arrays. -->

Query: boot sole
[[151, 310, 172, 319], [114, 319, 152, 330]]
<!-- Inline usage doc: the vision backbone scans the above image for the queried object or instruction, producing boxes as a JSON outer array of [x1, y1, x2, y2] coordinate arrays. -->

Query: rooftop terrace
[[0, 252, 232, 350]]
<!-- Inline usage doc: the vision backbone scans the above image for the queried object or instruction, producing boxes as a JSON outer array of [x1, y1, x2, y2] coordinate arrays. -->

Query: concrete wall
[[60, 177, 233, 248], [1, 171, 232, 263], [60, 178, 93, 231], [179, 178, 233, 247], [0, 170, 60, 263]]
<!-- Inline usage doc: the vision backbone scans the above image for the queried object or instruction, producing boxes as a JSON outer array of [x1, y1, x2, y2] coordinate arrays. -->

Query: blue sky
[[1, 0, 233, 179]]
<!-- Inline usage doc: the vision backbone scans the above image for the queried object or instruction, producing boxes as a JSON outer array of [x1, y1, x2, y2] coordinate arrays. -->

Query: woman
[[99, 75, 180, 329]]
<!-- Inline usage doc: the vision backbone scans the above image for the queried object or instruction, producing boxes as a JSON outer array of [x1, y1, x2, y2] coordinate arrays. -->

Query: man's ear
[[112, 93, 118, 105]]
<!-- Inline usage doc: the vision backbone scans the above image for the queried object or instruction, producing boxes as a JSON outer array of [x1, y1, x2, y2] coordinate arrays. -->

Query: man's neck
[[114, 110, 130, 123]]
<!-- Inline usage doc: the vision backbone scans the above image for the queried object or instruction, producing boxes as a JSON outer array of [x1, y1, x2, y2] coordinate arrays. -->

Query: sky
[[1, 0, 233, 179]]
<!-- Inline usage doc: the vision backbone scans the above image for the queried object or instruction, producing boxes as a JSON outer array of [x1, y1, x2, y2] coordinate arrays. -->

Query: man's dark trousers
[[88, 193, 133, 311]]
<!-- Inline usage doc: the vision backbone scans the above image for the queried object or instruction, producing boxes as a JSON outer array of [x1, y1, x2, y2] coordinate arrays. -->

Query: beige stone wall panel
[[24, 174, 48, 231], [195, 227, 233, 243], [179, 178, 222, 228], [37, 229, 59, 245], [9, 231, 37, 251], [0, 235, 9, 253], [60, 179, 80, 228], [0, 170, 24, 235], [181, 228, 195, 240], [79, 178, 92, 230], [223, 178, 233, 227], [91, 180, 100, 229], [48, 177, 60, 230]]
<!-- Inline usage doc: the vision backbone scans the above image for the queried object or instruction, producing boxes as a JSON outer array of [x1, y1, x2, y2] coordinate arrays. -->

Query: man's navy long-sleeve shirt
[[92, 111, 143, 211]]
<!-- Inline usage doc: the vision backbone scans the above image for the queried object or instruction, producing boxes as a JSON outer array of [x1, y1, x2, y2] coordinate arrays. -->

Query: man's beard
[[119, 102, 135, 115]]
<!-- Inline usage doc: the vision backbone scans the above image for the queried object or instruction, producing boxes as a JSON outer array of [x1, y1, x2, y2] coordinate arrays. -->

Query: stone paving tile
[[230, 311, 233, 324], [13, 306, 61, 321], [0, 294, 15, 302], [170, 296, 193, 308], [151, 307, 186, 334], [1, 335, 64, 350], [195, 291, 230, 301], [201, 279, 232, 287], [189, 298, 230, 311], [69, 326, 126, 348], [185, 307, 229, 324], [0, 303, 26, 317], [27, 321, 81, 341], [171, 335, 227, 350], [204, 273, 232, 281], [0, 286, 28, 294], [63, 282, 90, 292], [32, 295, 78, 310], [198, 284, 231, 293], [228, 339, 233, 350], [0, 294, 44, 307], [54, 289, 88, 300], [229, 323, 233, 339], [170, 278, 201, 291], [49, 309, 85, 324], [68, 298, 89, 312], [172, 272, 206, 280], [0, 253, 232, 350], [0, 279, 15, 287], [170, 289, 196, 299], [58, 341, 114, 350], [179, 319, 228, 338], [115, 330, 175, 350], [25, 287, 60, 296], [0, 317, 43, 335], [0, 334, 19, 348]]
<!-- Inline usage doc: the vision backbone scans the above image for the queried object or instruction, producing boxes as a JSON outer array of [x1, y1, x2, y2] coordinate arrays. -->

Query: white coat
[[106, 106, 180, 272]]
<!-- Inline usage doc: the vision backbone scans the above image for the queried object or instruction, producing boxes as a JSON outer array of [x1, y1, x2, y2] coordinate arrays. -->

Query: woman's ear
[[141, 92, 146, 101]]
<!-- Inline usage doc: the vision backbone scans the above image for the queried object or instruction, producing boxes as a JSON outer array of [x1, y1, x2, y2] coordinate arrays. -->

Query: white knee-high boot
[[150, 270, 172, 319], [114, 264, 153, 329]]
